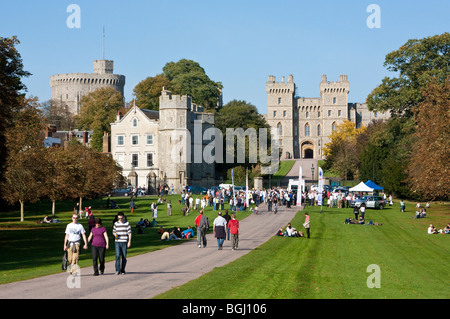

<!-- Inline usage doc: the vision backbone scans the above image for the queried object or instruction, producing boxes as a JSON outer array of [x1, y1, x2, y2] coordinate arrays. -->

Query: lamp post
[[311, 164, 315, 183]]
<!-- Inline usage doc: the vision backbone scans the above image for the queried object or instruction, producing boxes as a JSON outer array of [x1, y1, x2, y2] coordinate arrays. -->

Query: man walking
[[195, 210, 209, 248], [63, 214, 88, 274], [113, 212, 132, 275]]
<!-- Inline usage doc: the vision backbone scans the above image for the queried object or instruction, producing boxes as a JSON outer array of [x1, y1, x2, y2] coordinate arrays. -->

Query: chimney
[[117, 111, 123, 122]]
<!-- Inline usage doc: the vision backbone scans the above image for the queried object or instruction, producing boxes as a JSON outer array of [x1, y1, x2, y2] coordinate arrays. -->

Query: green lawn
[[155, 201, 450, 299], [0, 194, 252, 284]]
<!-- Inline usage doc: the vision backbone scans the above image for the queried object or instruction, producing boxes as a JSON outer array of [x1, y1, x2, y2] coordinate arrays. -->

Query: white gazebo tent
[[349, 182, 374, 193]]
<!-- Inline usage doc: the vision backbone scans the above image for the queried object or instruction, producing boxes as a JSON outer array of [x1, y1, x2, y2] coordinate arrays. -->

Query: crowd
[[60, 182, 446, 277]]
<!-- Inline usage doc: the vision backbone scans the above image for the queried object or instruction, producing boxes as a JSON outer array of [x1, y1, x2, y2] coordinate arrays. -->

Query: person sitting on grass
[[182, 226, 195, 239], [276, 228, 283, 236], [427, 224, 439, 234]]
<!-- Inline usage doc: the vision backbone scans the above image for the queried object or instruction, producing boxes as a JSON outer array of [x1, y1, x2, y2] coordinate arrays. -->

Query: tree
[[367, 33, 450, 117], [323, 120, 366, 180], [214, 100, 272, 176], [133, 74, 172, 110], [1, 97, 46, 221], [75, 87, 126, 151], [408, 77, 450, 200], [0, 36, 31, 196], [62, 143, 125, 209], [40, 99, 75, 131]]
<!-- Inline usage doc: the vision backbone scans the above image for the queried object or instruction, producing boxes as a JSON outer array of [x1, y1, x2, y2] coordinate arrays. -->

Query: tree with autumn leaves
[[324, 33, 449, 200]]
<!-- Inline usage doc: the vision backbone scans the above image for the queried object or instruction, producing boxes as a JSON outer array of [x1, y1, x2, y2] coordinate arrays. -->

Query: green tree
[[133, 74, 171, 110], [163, 59, 222, 110], [215, 100, 272, 176], [75, 87, 126, 151], [367, 33, 450, 117], [0, 36, 31, 196]]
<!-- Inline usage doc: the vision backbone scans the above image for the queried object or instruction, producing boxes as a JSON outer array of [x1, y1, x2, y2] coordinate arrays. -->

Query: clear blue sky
[[2, 0, 449, 114]]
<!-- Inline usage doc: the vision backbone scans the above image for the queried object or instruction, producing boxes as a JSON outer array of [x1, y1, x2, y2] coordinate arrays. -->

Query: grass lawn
[[271, 160, 295, 184], [155, 200, 450, 299], [0, 194, 252, 284]]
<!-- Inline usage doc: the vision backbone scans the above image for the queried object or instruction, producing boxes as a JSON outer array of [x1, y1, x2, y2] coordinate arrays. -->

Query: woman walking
[[87, 218, 109, 276], [213, 212, 227, 250]]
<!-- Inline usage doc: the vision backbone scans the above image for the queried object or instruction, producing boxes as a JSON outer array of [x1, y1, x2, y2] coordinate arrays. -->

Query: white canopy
[[349, 182, 374, 192]]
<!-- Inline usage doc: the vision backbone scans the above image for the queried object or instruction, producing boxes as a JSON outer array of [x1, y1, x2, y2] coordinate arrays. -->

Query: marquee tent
[[365, 180, 383, 190], [349, 182, 374, 192]]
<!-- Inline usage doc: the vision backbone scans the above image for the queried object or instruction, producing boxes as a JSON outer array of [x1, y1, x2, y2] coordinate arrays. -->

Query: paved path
[[0, 204, 301, 299], [281, 158, 318, 186]]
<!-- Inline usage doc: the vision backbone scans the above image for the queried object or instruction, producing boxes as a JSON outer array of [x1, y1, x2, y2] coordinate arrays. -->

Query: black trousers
[[92, 245, 106, 274], [306, 228, 310, 238]]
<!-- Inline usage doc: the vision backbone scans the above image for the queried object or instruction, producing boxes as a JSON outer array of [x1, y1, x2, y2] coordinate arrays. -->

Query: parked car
[[351, 195, 386, 209], [187, 186, 208, 195], [112, 187, 132, 196]]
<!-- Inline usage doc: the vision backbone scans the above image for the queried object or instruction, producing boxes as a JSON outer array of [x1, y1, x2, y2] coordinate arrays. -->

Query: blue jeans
[[217, 238, 225, 249], [115, 242, 127, 273]]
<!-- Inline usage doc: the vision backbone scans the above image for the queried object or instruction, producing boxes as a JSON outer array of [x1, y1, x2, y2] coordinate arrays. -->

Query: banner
[[296, 166, 302, 206], [231, 169, 234, 198], [245, 167, 249, 207], [318, 167, 323, 206]]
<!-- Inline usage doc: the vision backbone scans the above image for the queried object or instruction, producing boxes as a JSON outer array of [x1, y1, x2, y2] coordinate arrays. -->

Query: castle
[[265, 74, 389, 160], [109, 87, 215, 194], [50, 59, 125, 115]]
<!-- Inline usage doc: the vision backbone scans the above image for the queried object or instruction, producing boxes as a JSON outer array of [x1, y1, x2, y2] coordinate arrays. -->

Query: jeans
[[197, 228, 207, 247], [217, 238, 225, 249], [115, 242, 127, 273]]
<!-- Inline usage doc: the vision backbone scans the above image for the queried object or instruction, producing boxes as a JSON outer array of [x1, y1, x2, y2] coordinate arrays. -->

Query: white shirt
[[65, 222, 85, 245]]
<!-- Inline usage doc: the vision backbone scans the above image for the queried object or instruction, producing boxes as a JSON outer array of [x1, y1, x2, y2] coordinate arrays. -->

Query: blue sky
[[2, 0, 449, 114]]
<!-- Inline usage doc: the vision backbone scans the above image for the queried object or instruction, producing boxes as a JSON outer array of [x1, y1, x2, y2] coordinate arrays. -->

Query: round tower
[[49, 59, 125, 115]]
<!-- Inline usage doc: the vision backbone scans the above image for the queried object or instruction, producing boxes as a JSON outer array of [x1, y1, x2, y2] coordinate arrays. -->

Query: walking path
[[281, 158, 318, 186], [0, 204, 300, 299]]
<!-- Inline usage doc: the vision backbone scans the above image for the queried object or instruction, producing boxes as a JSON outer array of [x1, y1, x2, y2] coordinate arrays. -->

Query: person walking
[[213, 212, 228, 250], [303, 212, 311, 238], [228, 213, 240, 250], [87, 218, 109, 276], [129, 198, 136, 214], [112, 212, 131, 275], [194, 210, 209, 248], [63, 214, 88, 274]]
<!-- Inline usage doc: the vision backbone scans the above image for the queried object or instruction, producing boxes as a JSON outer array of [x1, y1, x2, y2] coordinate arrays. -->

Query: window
[[147, 153, 153, 167], [277, 123, 282, 136], [131, 135, 139, 145], [338, 110, 341, 117], [305, 124, 310, 136], [273, 111, 277, 117], [306, 111, 309, 118], [283, 110, 286, 117], [333, 97, 336, 104], [332, 122, 337, 132], [278, 97, 282, 104], [131, 154, 138, 168], [328, 110, 331, 117], [132, 118, 138, 127], [116, 154, 124, 168], [318, 111, 321, 117], [117, 135, 124, 146], [146, 134, 154, 145], [317, 124, 321, 136]]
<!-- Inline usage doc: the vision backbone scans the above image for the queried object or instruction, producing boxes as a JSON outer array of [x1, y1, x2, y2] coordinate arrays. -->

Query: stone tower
[[266, 75, 295, 159], [319, 74, 349, 139], [50, 59, 125, 115]]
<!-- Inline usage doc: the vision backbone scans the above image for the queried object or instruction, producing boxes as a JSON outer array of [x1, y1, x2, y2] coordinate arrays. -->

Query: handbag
[[62, 251, 68, 271]]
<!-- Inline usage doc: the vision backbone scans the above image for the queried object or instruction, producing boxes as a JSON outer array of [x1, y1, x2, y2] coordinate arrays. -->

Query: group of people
[[159, 225, 195, 241], [276, 213, 311, 239], [428, 223, 450, 235], [194, 210, 240, 250], [64, 211, 132, 276]]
